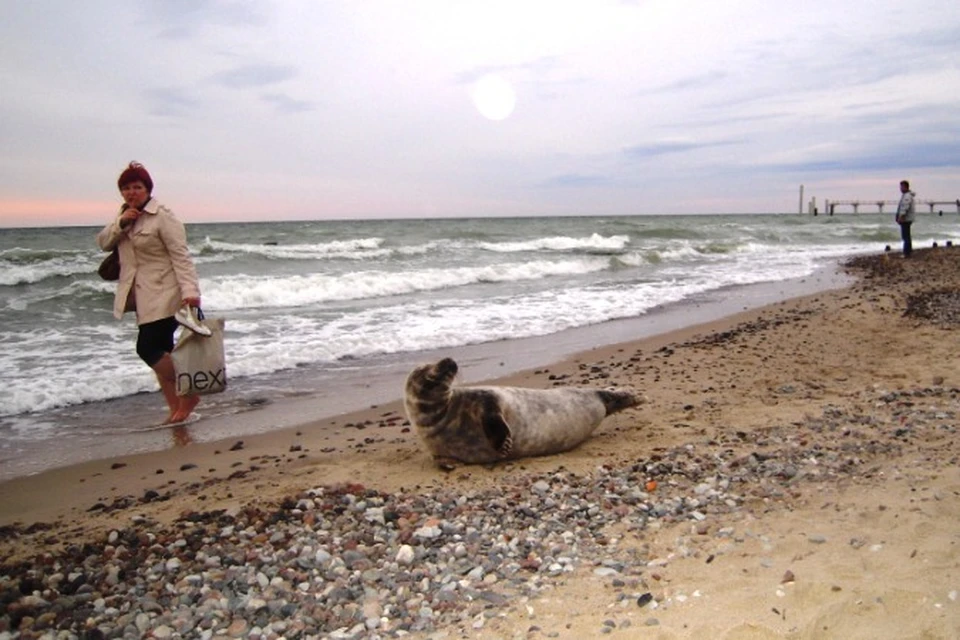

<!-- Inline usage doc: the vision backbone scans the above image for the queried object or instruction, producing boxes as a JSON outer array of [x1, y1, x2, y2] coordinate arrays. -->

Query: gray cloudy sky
[[1, 0, 959, 226]]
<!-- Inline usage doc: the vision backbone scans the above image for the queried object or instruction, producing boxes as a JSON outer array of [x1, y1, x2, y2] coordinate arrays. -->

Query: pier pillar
[[853, 203, 859, 214]]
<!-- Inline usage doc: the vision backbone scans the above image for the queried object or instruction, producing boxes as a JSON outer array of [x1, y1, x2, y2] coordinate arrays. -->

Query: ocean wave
[[0, 255, 100, 286], [203, 258, 611, 310], [198, 236, 388, 260], [183, 280, 708, 383], [5, 279, 117, 310], [476, 233, 630, 253]]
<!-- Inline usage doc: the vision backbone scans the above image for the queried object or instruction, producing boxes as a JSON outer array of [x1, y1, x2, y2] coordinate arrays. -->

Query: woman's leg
[[151, 353, 181, 423], [138, 317, 199, 424], [151, 353, 200, 424]]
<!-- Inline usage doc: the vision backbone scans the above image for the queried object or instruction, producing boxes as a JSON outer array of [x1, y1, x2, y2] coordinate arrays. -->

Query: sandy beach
[[2, 247, 959, 639]]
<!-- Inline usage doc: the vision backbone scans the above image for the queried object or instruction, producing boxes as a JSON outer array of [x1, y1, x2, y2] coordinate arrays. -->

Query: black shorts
[[136, 316, 179, 366]]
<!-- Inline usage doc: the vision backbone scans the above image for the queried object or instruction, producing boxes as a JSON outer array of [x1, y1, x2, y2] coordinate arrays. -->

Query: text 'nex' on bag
[[171, 317, 227, 396], [98, 248, 120, 281]]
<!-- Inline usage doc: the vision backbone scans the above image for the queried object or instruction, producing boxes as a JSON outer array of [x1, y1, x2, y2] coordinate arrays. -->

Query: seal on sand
[[404, 357, 645, 469]]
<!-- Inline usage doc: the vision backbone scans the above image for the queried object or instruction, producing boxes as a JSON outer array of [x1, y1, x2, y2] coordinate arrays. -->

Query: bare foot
[[172, 425, 193, 446], [169, 395, 200, 424]]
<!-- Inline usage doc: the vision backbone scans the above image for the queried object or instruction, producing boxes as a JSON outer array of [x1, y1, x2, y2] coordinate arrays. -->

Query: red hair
[[117, 161, 153, 193]]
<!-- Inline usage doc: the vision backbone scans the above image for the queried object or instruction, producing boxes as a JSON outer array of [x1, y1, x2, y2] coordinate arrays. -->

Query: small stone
[[226, 619, 248, 635], [151, 626, 174, 639], [396, 545, 415, 565]]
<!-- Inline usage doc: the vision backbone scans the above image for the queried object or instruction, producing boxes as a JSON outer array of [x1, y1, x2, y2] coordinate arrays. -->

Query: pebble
[[1, 384, 956, 638]]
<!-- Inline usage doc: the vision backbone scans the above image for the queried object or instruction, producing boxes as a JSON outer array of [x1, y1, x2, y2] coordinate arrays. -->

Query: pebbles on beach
[[1, 382, 956, 639]]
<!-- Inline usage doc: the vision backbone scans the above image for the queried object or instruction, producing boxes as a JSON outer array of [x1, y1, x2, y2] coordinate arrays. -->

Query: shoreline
[[0, 263, 851, 483], [1, 248, 958, 638]]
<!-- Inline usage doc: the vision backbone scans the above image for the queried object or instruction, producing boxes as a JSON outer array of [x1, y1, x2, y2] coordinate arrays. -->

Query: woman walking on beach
[[96, 162, 203, 425]]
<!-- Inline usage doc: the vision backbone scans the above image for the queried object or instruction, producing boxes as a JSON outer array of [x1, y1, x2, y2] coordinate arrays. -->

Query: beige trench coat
[[96, 199, 201, 324]]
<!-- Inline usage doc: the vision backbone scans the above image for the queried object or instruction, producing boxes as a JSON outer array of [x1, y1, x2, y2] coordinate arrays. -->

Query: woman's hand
[[118, 208, 140, 229], [182, 297, 201, 308]]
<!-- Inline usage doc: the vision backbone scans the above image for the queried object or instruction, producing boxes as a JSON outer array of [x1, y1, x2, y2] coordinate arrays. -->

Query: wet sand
[[1, 248, 959, 639]]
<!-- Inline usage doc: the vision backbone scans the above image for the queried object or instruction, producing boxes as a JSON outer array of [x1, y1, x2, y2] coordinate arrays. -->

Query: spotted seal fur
[[404, 357, 644, 468]]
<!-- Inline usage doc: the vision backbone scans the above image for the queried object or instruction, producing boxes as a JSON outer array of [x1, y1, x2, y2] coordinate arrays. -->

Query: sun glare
[[471, 74, 516, 121]]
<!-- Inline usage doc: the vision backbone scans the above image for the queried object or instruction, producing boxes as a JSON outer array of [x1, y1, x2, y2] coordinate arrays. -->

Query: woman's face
[[120, 181, 150, 209]]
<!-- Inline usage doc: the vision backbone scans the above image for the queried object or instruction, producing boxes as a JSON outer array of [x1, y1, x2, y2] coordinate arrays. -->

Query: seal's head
[[404, 357, 459, 427]]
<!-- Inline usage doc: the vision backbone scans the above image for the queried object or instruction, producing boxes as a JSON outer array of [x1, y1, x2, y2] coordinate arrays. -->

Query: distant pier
[[820, 198, 960, 215]]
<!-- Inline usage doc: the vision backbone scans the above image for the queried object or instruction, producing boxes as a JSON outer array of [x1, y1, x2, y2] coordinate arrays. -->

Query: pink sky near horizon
[[2, 2, 958, 229], [0, 199, 112, 228], [0, 198, 249, 228]]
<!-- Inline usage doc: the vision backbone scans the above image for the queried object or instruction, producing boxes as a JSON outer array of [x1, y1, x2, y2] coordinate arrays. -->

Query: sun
[[471, 74, 516, 121]]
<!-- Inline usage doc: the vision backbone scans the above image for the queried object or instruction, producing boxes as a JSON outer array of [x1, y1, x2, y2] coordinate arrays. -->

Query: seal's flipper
[[482, 413, 512, 456]]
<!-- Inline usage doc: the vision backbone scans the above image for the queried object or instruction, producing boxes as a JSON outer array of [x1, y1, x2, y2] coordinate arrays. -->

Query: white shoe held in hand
[[175, 305, 212, 336]]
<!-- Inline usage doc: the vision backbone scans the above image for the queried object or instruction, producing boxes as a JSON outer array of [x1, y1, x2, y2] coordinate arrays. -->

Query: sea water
[[1, 212, 957, 478]]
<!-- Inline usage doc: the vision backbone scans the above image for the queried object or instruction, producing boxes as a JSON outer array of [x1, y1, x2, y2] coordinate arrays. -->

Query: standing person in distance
[[96, 161, 203, 425], [895, 179, 916, 258]]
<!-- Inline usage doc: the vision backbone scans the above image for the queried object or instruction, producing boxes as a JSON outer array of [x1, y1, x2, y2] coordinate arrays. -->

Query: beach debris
[[2, 378, 957, 638], [903, 288, 960, 327]]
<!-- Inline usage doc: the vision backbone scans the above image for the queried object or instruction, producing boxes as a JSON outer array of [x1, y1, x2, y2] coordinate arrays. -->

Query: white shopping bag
[[171, 316, 227, 396]]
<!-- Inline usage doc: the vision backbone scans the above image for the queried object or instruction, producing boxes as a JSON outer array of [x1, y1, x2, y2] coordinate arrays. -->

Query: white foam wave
[[0, 256, 98, 286], [191, 280, 707, 384], [477, 233, 630, 253], [203, 258, 611, 310], [200, 236, 387, 260], [0, 325, 151, 416]]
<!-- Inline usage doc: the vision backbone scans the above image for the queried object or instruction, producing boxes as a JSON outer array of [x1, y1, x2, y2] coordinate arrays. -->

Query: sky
[[1, 1, 959, 227]]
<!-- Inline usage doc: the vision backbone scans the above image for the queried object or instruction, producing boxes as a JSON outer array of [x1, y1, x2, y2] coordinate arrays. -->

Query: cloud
[[454, 56, 565, 86], [211, 64, 298, 88], [540, 173, 610, 188], [623, 139, 741, 160], [261, 93, 315, 114], [148, 0, 267, 40], [645, 70, 729, 94], [761, 141, 960, 174], [143, 87, 201, 117], [1, 0, 959, 224]]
